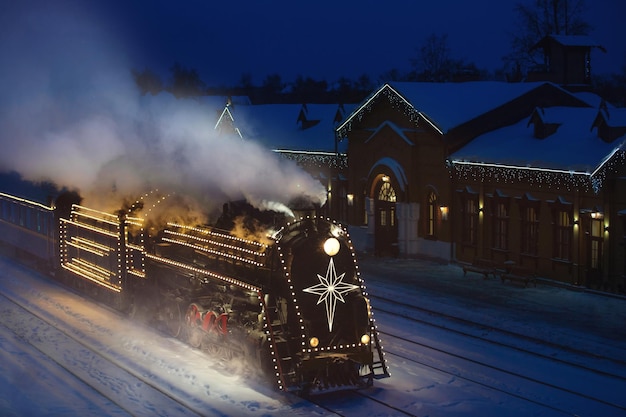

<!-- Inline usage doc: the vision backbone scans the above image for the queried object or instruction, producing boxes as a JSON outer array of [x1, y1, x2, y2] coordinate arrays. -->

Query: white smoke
[[0, 4, 327, 220]]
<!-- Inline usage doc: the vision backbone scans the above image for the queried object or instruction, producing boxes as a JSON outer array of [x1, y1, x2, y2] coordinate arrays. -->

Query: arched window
[[378, 182, 396, 202]]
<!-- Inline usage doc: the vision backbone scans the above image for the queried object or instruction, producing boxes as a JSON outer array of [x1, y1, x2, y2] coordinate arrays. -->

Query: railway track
[[4, 250, 626, 416], [0, 256, 297, 417], [371, 293, 626, 377], [372, 295, 626, 416], [304, 389, 420, 417], [0, 287, 208, 416]]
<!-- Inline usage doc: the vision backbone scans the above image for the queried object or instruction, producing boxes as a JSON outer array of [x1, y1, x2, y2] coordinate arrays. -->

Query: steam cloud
[[0, 4, 327, 221]]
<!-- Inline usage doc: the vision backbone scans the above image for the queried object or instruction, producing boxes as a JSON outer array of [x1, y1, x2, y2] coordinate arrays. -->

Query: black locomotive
[[0, 188, 389, 393]]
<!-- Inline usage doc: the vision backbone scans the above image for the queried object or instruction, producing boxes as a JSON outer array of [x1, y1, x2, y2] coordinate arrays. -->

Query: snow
[[2, 253, 626, 416], [387, 81, 557, 133], [226, 103, 350, 153], [451, 107, 625, 172]]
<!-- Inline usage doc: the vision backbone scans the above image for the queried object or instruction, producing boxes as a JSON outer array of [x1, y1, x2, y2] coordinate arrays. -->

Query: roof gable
[[532, 34, 606, 52], [336, 84, 439, 138], [337, 81, 587, 137], [592, 107, 626, 143], [365, 121, 414, 146]]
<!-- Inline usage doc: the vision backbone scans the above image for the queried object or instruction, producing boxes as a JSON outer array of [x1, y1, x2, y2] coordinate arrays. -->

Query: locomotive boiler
[[0, 190, 389, 393]]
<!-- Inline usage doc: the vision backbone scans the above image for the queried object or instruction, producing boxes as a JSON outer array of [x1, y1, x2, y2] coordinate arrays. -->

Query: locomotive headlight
[[361, 333, 371, 345], [309, 337, 320, 348], [323, 237, 340, 256]]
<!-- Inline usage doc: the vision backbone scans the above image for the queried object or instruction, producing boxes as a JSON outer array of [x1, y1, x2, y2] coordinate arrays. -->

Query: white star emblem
[[303, 258, 359, 332]]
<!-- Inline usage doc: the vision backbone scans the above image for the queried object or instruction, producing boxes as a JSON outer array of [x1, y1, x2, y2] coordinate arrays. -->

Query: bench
[[462, 258, 497, 279], [500, 266, 537, 288]]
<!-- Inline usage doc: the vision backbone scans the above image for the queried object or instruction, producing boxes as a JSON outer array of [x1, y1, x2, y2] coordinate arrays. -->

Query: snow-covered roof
[[393, 81, 557, 132], [595, 107, 626, 127], [451, 107, 625, 173], [539, 34, 606, 51], [338, 81, 572, 135], [226, 103, 354, 153], [572, 91, 612, 109]]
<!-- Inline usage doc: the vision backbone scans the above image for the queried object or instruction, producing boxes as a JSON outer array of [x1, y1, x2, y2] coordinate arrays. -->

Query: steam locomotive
[[0, 188, 389, 393]]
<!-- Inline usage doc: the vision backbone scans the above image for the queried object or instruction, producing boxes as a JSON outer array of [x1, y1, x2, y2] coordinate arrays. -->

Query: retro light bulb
[[323, 237, 340, 256]]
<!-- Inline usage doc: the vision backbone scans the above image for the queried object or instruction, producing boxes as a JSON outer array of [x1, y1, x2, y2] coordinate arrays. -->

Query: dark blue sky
[[2, 0, 625, 87]]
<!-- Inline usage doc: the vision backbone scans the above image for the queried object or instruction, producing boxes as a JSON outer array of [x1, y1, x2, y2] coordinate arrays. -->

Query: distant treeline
[[133, 59, 626, 106]]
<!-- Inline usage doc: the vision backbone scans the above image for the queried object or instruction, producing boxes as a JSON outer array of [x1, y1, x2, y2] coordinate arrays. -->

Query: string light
[[61, 261, 121, 292], [145, 254, 261, 291], [65, 237, 109, 257], [0, 192, 54, 211], [273, 149, 347, 169], [168, 222, 268, 248], [161, 236, 266, 267], [57, 199, 390, 388], [449, 148, 626, 194], [336, 83, 437, 139]]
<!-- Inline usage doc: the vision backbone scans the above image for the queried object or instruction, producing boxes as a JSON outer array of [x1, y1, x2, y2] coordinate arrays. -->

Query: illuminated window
[[378, 182, 396, 202]]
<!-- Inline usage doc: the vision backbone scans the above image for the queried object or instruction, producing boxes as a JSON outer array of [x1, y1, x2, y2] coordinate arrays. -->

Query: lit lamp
[[439, 206, 449, 220], [323, 237, 340, 257], [347, 193, 354, 206]]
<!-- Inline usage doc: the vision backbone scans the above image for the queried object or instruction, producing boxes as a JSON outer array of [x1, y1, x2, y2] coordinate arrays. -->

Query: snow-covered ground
[[1, 254, 626, 416]]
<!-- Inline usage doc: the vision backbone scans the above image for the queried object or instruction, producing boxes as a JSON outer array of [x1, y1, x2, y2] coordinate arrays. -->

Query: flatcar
[[0, 189, 389, 393]]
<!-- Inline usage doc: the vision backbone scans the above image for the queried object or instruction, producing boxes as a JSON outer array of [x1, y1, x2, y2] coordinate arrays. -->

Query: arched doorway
[[374, 176, 398, 256]]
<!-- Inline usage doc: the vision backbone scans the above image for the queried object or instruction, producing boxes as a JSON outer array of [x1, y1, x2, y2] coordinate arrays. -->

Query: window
[[378, 182, 396, 202], [462, 197, 478, 245], [427, 191, 437, 237], [521, 206, 539, 255], [553, 210, 572, 260], [590, 217, 603, 269], [493, 202, 509, 250]]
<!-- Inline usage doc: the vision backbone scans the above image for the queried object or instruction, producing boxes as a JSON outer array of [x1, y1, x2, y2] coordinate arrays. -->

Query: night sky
[[2, 0, 624, 87]]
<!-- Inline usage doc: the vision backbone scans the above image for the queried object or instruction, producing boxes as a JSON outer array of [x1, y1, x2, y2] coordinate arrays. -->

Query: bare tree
[[411, 33, 452, 81], [409, 33, 483, 82], [132, 68, 164, 96], [168, 63, 206, 98], [504, 0, 592, 75]]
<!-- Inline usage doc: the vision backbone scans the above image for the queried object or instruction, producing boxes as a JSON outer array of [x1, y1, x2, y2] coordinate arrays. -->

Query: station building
[[335, 36, 626, 291]]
